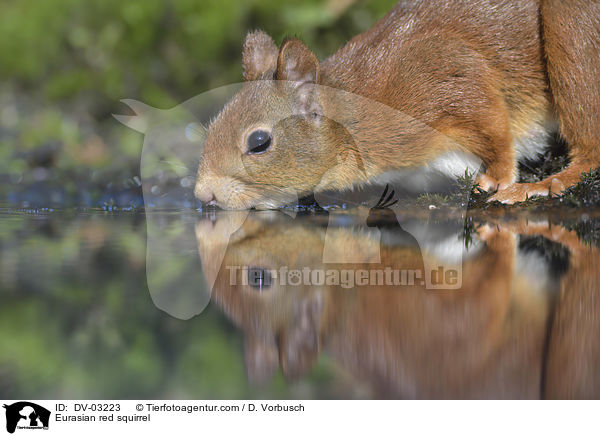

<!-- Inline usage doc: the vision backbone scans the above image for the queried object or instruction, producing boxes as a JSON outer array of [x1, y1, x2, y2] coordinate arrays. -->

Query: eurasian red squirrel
[[195, 0, 600, 209]]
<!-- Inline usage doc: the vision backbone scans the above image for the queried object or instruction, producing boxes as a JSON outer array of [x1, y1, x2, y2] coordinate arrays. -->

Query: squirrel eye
[[246, 130, 272, 154]]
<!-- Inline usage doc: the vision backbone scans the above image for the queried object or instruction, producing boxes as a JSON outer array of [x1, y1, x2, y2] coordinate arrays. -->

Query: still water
[[1, 207, 599, 399]]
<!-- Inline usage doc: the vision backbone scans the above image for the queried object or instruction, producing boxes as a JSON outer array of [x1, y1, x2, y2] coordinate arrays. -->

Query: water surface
[[1, 207, 599, 399]]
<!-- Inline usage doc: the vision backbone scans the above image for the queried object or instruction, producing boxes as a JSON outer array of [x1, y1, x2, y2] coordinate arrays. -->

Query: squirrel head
[[195, 31, 355, 209]]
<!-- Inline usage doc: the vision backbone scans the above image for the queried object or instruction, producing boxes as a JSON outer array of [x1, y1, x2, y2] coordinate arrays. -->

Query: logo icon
[[3, 402, 50, 434]]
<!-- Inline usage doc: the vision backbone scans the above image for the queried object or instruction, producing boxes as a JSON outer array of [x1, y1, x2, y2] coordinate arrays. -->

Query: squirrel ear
[[276, 38, 320, 85], [277, 39, 322, 118], [242, 30, 278, 81]]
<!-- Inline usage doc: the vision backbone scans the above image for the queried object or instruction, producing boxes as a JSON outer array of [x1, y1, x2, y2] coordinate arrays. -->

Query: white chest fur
[[513, 118, 558, 162], [371, 150, 483, 192]]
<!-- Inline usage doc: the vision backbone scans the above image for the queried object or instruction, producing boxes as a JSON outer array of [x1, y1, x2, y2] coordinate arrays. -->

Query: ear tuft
[[242, 30, 278, 81], [277, 38, 320, 85]]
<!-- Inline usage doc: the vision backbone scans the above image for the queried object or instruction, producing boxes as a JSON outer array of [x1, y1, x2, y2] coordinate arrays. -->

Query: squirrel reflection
[[194, 212, 599, 399]]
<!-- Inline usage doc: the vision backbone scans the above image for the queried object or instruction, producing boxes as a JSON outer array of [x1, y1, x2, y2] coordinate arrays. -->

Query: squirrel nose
[[194, 183, 216, 204]]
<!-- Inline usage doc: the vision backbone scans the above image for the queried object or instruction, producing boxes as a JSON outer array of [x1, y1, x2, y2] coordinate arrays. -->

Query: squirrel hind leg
[[541, 1, 600, 165], [487, 1, 600, 204]]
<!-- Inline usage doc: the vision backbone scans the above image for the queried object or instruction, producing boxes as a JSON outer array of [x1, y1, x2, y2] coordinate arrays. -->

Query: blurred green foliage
[[0, 0, 396, 206], [0, 0, 395, 105]]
